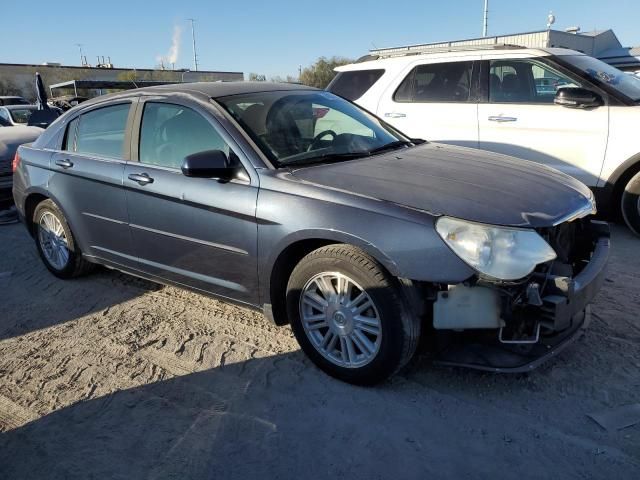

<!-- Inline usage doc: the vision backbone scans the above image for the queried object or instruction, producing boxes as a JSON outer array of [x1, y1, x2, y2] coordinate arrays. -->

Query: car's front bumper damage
[[430, 219, 610, 372]]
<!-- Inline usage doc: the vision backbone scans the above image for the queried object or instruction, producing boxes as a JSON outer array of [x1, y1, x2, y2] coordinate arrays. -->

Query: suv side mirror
[[554, 87, 603, 109], [181, 150, 238, 180]]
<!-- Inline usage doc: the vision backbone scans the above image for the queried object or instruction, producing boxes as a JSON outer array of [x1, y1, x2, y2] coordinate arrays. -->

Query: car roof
[[335, 47, 586, 72], [3, 104, 37, 110], [77, 81, 319, 110]]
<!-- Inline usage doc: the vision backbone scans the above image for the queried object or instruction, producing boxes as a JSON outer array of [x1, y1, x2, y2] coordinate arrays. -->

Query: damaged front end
[[430, 219, 610, 372]]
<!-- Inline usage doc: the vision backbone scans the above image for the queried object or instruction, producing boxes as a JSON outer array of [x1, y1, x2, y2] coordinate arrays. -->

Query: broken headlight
[[435, 217, 557, 281]]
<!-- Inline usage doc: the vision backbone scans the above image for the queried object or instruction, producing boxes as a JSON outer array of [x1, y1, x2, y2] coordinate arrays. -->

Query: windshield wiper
[[366, 140, 413, 155], [283, 152, 368, 167]]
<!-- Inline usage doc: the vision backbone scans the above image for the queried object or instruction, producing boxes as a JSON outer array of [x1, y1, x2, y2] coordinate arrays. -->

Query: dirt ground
[[0, 220, 638, 479]]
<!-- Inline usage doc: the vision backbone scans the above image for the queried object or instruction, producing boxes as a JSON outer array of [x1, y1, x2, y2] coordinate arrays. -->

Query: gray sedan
[[12, 82, 609, 384]]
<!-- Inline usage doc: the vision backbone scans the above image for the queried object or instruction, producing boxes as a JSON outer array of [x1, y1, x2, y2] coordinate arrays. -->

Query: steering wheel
[[307, 130, 337, 151]]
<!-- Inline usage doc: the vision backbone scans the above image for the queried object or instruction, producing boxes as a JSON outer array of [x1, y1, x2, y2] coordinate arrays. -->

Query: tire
[[621, 171, 640, 236], [33, 199, 94, 278], [286, 244, 420, 385]]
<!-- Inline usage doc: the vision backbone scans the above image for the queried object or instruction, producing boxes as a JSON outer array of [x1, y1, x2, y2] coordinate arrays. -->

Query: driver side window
[[139, 102, 231, 169]]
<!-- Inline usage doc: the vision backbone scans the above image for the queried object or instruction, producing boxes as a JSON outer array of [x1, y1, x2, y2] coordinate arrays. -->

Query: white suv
[[328, 46, 640, 234]]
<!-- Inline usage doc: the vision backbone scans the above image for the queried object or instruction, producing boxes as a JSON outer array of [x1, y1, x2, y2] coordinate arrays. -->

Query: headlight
[[435, 217, 556, 280]]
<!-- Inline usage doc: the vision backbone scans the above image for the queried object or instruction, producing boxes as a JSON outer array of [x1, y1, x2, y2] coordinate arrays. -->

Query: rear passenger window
[[394, 61, 474, 103], [139, 102, 231, 169], [75, 104, 130, 159], [327, 69, 385, 101]]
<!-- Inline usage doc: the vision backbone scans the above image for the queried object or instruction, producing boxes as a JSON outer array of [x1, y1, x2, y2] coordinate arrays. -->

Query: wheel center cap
[[333, 311, 347, 326]]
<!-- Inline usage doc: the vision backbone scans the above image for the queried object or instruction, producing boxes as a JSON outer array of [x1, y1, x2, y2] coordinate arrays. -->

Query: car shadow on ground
[[0, 223, 159, 342], [2, 347, 639, 480]]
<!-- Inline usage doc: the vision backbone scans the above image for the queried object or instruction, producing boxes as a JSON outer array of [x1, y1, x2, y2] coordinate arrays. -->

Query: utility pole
[[76, 43, 84, 66], [482, 0, 489, 37], [187, 18, 199, 71]]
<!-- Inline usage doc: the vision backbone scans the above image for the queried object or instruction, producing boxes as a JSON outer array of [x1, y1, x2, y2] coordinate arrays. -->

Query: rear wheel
[[286, 244, 420, 385], [33, 199, 94, 278], [621, 171, 640, 236]]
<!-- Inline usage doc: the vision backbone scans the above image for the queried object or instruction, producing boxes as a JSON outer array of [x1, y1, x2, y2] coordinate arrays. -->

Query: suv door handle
[[128, 173, 154, 186], [55, 159, 74, 169], [384, 112, 407, 118], [488, 116, 518, 123]]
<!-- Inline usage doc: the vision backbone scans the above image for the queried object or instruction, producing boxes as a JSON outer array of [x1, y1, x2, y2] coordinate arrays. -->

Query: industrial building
[[370, 28, 640, 71], [0, 62, 244, 101]]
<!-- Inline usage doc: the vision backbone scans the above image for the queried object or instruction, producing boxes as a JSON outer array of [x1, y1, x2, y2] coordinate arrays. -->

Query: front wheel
[[621, 171, 640, 236], [286, 245, 420, 385]]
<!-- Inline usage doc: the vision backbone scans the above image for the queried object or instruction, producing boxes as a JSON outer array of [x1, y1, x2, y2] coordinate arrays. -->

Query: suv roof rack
[[361, 43, 527, 62]]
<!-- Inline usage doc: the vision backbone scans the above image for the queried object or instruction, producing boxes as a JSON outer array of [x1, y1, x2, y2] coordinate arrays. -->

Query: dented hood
[[291, 143, 595, 228]]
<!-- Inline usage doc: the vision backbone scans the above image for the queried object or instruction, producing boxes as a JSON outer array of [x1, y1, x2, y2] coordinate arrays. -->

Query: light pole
[[482, 0, 489, 37], [187, 18, 199, 71], [181, 69, 191, 82], [76, 43, 84, 66]]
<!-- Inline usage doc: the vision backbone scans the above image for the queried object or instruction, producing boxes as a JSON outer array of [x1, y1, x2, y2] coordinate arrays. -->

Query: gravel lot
[[0, 220, 639, 479]]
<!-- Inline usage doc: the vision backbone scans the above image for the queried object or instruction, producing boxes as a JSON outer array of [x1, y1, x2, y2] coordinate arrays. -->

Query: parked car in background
[[13, 83, 609, 384], [0, 105, 61, 129], [329, 46, 640, 234], [0, 96, 29, 106], [0, 126, 42, 209]]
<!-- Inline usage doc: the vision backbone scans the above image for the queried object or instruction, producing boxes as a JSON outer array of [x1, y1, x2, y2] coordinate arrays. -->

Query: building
[[0, 63, 244, 101], [370, 29, 640, 71]]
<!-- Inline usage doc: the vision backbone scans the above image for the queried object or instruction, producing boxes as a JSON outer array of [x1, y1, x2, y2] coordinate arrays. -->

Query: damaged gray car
[[12, 83, 609, 384]]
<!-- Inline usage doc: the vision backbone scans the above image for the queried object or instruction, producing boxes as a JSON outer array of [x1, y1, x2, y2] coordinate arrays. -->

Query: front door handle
[[128, 173, 154, 186], [488, 115, 518, 123], [55, 159, 74, 169], [384, 112, 407, 118]]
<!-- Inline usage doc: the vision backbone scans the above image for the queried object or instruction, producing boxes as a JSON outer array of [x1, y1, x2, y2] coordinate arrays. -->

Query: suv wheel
[[286, 244, 420, 385], [621, 171, 640, 236], [33, 199, 94, 278]]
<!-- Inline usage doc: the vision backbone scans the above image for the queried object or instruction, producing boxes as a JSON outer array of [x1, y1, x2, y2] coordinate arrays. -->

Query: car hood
[[290, 143, 595, 228]]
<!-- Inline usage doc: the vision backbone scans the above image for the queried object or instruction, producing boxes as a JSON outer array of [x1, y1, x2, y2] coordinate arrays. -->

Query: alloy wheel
[[38, 211, 70, 270], [299, 272, 382, 368]]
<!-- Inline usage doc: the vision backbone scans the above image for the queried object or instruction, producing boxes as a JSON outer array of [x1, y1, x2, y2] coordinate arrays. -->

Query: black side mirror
[[554, 87, 603, 109], [181, 150, 237, 180]]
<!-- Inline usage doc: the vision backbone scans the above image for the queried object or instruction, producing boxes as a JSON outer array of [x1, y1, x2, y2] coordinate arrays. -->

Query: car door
[[123, 98, 259, 304], [376, 58, 480, 147], [477, 57, 609, 187], [48, 101, 137, 267]]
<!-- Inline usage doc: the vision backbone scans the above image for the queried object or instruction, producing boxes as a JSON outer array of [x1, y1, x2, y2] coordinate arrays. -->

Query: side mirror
[[181, 150, 238, 180], [554, 87, 603, 109]]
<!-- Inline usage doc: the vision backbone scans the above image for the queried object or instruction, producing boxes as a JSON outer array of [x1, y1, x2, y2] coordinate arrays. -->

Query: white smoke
[[157, 25, 182, 67]]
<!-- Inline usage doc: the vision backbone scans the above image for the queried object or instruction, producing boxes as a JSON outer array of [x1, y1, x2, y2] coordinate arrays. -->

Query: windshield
[[217, 90, 411, 167], [9, 108, 34, 124], [562, 55, 640, 101]]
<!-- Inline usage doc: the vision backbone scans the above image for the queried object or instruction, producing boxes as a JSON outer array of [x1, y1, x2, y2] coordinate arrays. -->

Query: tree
[[248, 73, 266, 82], [299, 56, 353, 89], [269, 75, 298, 83]]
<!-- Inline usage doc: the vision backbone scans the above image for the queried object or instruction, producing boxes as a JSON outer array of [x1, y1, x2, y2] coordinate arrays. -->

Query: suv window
[[489, 60, 581, 103], [394, 61, 474, 103], [327, 69, 385, 101], [75, 104, 130, 158], [139, 102, 231, 169]]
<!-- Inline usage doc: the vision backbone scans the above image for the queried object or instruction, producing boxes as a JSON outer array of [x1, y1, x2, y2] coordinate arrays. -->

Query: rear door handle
[[128, 173, 154, 186], [488, 116, 518, 123], [384, 112, 407, 118], [55, 159, 74, 169]]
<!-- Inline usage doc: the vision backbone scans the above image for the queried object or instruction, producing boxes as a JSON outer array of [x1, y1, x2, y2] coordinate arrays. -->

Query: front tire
[[33, 199, 94, 278], [286, 244, 420, 385], [621, 171, 640, 236]]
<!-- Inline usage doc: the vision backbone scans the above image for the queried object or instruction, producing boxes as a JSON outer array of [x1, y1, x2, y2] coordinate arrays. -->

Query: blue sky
[[3, 0, 639, 78]]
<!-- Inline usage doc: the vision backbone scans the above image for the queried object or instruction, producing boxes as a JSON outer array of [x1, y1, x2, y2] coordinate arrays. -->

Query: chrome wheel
[[299, 272, 382, 368], [38, 211, 70, 270]]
